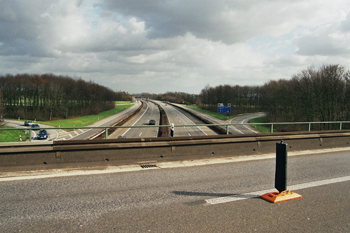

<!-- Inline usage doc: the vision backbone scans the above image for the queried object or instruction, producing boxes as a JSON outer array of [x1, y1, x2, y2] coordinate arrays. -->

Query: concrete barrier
[[1, 130, 350, 168]]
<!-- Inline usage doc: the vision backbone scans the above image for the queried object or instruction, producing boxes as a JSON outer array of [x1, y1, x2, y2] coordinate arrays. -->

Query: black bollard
[[260, 140, 302, 203], [275, 141, 287, 192]]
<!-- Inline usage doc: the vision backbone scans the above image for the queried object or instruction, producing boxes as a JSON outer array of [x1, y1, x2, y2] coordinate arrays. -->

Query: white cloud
[[0, 0, 350, 94]]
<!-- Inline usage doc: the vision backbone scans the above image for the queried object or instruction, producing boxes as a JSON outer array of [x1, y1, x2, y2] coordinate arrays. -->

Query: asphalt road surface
[[73, 102, 142, 140], [2, 102, 264, 141], [228, 113, 265, 134], [154, 101, 217, 137], [3, 120, 60, 141], [1, 149, 349, 232], [171, 103, 264, 134], [108, 101, 160, 139]]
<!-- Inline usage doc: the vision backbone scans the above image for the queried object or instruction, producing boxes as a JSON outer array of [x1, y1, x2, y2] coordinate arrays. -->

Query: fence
[[2, 121, 350, 142]]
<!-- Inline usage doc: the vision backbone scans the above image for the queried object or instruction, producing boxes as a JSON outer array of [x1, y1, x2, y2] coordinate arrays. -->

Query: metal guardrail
[[2, 121, 350, 141]]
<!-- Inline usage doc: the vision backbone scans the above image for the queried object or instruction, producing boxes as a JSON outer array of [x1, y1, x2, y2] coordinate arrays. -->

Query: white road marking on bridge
[[205, 176, 350, 205]]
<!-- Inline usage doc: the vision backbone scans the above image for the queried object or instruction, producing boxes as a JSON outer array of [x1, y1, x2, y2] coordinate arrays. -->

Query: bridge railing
[[2, 120, 350, 141]]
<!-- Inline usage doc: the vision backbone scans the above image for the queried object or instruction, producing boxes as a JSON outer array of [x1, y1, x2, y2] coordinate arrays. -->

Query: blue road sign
[[218, 106, 231, 113]]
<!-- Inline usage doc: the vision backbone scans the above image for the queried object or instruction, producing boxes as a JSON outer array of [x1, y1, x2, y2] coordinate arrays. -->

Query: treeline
[[199, 84, 260, 115], [198, 65, 350, 128], [0, 73, 132, 120], [139, 92, 198, 104]]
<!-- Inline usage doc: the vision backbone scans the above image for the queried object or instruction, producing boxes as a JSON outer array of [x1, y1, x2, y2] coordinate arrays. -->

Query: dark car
[[37, 129, 48, 140], [24, 120, 33, 126], [149, 119, 156, 125], [31, 124, 40, 129]]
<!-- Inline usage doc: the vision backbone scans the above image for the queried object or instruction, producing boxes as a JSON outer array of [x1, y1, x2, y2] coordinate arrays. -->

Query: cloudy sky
[[1, 0, 350, 94]]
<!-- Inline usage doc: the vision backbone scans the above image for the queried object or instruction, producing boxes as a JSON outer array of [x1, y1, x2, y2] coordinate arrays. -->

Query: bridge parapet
[[1, 130, 350, 169]]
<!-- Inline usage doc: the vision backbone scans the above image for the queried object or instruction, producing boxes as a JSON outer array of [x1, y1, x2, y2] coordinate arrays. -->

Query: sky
[[1, 0, 350, 94]]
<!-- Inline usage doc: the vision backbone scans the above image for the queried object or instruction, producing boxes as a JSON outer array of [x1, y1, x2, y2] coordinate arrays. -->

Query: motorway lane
[[171, 103, 264, 134], [71, 102, 142, 140], [154, 101, 214, 137], [108, 101, 160, 139], [0, 149, 349, 232], [228, 113, 265, 134]]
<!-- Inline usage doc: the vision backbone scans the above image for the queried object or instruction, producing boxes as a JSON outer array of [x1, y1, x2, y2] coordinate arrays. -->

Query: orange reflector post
[[261, 190, 302, 203]]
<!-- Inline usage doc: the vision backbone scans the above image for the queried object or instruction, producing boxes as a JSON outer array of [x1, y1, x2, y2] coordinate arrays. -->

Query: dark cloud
[[0, 1, 54, 56], [99, 0, 253, 44], [296, 35, 347, 56]]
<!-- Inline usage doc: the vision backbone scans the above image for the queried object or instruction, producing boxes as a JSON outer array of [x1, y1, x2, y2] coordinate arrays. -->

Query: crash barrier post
[[261, 140, 302, 203]]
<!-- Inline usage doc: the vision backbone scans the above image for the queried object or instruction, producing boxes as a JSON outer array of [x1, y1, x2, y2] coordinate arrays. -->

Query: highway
[[171, 103, 264, 134], [154, 100, 217, 137], [228, 113, 265, 134], [108, 101, 160, 139], [2, 101, 264, 141], [72, 101, 142, 140], [0, 149, 349, 232]]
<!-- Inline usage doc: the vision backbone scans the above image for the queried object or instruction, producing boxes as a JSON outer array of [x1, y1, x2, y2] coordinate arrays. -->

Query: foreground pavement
[[0, 148, 349, 232]]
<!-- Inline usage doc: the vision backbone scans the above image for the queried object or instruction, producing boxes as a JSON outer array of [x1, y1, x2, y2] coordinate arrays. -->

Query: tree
[[0, 74, 121, 120]]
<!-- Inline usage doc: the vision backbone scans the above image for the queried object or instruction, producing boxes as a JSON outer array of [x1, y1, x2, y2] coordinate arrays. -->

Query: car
[[37, 129, 48, 140], [24, 120, 33, 126], [117, 136, 126, 139], [149, 119, 156, 125], [31, 124, 40, 129]]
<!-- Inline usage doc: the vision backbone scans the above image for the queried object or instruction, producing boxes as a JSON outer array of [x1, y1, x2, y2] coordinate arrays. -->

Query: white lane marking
[[230, 125, 244, 134], [172, 107, 207, 136], [123, 104, 149, 136], [205, 176, 350, 205], [240, 118, 260, 133]]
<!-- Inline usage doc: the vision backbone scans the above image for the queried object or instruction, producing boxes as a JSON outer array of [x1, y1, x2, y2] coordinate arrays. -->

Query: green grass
[[0, 126, 29, 142], [37, 104, 134, 128], [115, 101, 133, 105], [249, 116, 271, 133], [185, 105, 234, 120]]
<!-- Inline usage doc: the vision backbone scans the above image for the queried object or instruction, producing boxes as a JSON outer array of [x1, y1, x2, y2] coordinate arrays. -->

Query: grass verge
[[37, 103, 134, 128], [0, 126, 29, 142], [249, 116, 271, 133]]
